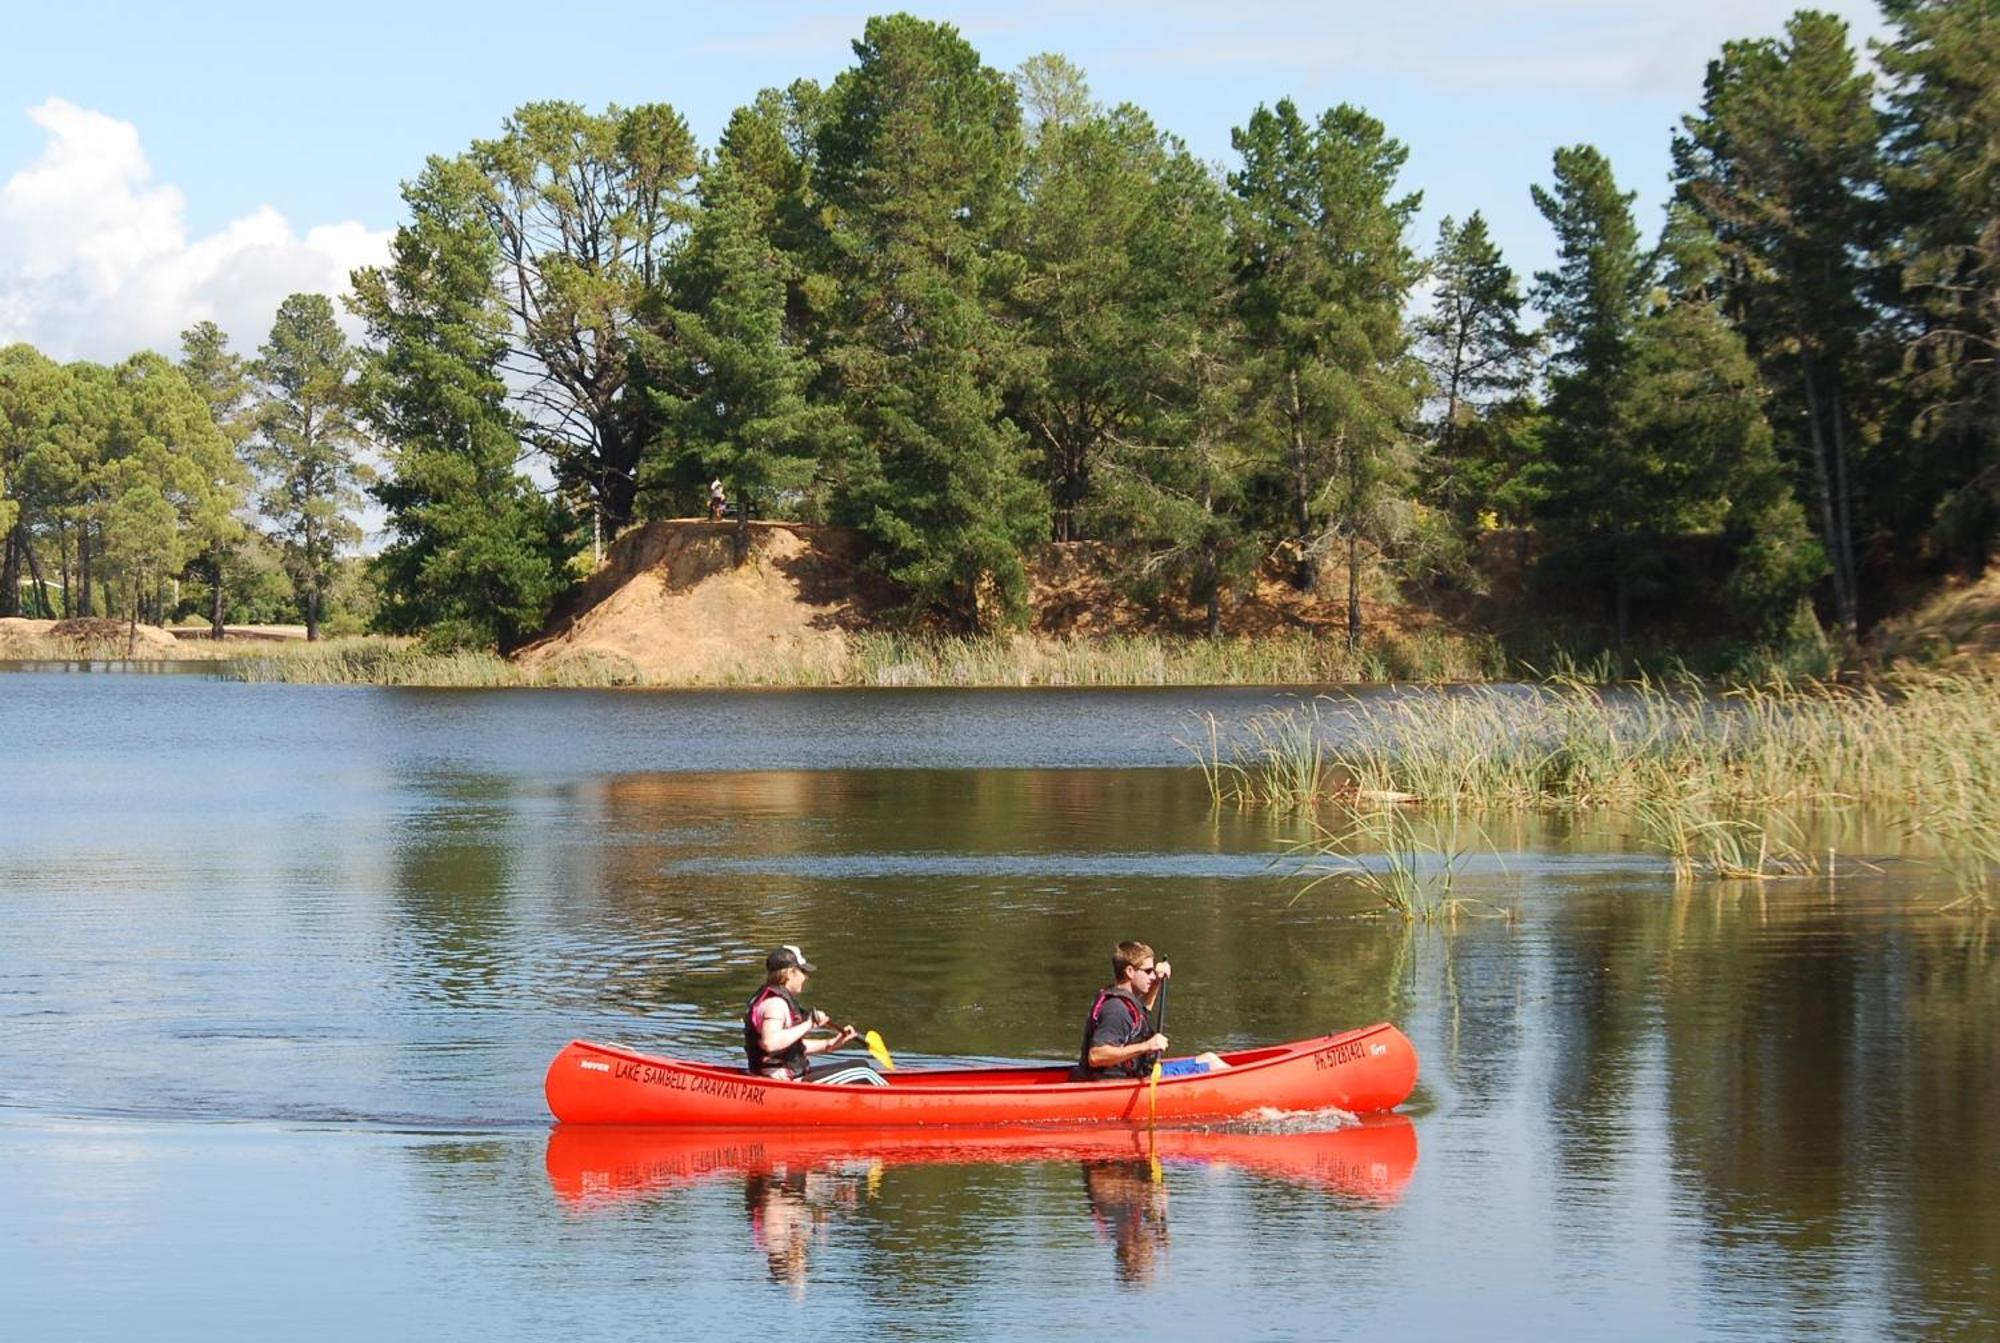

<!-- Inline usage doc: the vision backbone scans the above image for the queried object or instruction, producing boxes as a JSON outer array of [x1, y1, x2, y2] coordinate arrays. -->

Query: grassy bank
[[209, 628, 1509, 688]]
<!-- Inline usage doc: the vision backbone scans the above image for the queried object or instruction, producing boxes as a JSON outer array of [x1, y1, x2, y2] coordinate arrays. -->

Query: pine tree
[[176, 321, 254, 637], [1415, 213, 1541, 527], [1529, 145, 1654, 642], [250, 294, 372, 641], [1673, 10, 1879, 635], [351, 157, 570, 651], [1231, 99, 1425, 643], [1012, 61, 1231, 546], [1877, 0, 2000, 571], [815, 15, 1047, 628], [644, 120, 837, 566]]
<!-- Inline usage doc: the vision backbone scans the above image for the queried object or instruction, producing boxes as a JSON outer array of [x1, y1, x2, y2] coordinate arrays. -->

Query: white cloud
[[0, 98, 390, 363]]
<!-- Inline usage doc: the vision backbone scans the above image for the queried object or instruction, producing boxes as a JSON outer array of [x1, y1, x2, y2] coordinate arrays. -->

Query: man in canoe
[[746, 945, 882, 1084], [1073, 940, 1229, 1081]]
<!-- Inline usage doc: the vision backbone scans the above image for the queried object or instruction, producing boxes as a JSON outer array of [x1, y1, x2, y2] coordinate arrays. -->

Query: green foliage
[[815, 15, 1047, 628], [1230, 100, 1426, 642], [1415, 213, 1542, 527], [643, 130, 836, 553], [468, 100, 699, 533], [250, 293, 373, 640], [352, 157, 570, 651], [1674, 11, 1880, 634], [1877, 0, 2000, 572]]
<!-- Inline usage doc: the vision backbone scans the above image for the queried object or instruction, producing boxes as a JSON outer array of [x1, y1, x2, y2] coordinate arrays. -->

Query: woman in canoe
[[1075, 940, 1229, 1081], [746, 945, 883, 1085]]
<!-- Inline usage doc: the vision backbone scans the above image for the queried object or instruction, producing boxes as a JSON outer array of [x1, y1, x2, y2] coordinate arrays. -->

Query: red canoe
[[544, 1022, 1418, 1127], [545, 1113, 1419, 1206]]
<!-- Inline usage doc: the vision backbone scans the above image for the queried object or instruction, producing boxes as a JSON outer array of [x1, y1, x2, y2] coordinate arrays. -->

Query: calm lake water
[[0, 669, 1992, 1341]]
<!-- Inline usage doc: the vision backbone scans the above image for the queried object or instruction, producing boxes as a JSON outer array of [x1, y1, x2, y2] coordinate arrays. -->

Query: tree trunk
[[734, 502, 749, 569], [1828, 381, 1859, 635], [0, 524, 20, 618], [23, 537, 50, 618], [79, 523, 93, 618], [57, 520, 71, 618], [1288, 369, 1315, 591], [209, 548, 226, 639], [1346, 534, 1362, 650], [1799, 355, 1857, 636]]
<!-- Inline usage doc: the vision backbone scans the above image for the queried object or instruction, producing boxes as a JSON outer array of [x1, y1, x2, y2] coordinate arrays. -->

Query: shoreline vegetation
[[0, 622, 1861, 690], [1186, 674, 2000, 918]]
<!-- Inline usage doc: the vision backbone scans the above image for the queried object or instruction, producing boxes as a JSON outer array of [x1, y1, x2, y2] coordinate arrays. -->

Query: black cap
[[766, 944, 817, 974]]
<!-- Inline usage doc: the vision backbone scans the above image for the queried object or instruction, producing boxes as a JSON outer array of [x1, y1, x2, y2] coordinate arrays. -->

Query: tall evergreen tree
[[176, 321, 254, 637], [352, 158, 571, 651], [1878, 0, 2000, 571], [1673, 10, 1879, 635], [1415, 212, 1541, 526], [250, 293, 372, 641], [1530, 145, 1656, 641], [648, 137, 836, 566], [1231, 99, 1425, 644], [1012, 62, 1230, 544], [815, 15, 1046, 628]]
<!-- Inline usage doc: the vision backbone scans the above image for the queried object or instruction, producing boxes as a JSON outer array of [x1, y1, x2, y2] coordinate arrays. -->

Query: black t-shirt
[[1075, 986, 1152, 1080]]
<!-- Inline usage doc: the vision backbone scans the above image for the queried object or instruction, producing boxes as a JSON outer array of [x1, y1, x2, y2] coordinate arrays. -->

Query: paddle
[[862, 1028, 896, 1071], [1147, 975, 1170, 1132]]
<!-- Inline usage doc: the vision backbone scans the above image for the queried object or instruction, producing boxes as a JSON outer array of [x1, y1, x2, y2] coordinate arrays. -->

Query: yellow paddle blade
[[864, 1029, 895, 1071], [1148, 1058, 1161, 1128]]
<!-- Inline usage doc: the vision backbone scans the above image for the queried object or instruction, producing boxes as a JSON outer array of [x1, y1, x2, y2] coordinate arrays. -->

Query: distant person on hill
[[1071, 940, 1229, 1081], [745, 945, 882, 1085], [708, 478, 727, 520]]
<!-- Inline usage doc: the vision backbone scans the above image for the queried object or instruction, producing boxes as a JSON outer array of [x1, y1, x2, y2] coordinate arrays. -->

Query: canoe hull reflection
[[545, 1113, 1420, 1206], [544, 1023, 1419, 1126]]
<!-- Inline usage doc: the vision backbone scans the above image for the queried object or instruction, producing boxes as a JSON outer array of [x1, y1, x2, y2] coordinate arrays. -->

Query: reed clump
[[1193, 674, 2000, 902], [211, 628, 1505, 688], [1193, 675, 2000, 812]]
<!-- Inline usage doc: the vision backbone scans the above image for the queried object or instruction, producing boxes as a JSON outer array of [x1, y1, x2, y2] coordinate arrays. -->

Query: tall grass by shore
[[200, 628, 1508, 689], [1191, 675, 2000, 912]]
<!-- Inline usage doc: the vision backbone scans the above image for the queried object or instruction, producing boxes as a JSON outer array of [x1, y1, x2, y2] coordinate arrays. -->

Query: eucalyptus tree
[[1673, 10, 1879, 636], [62, 353, 240, 638], [0, 345, 63, 615], [814, 15, 1046, 628], [250, 293, 372, 640], [176, 321, 254, 636], [1877, 0, 2000, 571], [1230, 99, 1426, 644], [1415, 213, 1542, 526], [468, 101, 700, 540], [351, 156, 570, 651]]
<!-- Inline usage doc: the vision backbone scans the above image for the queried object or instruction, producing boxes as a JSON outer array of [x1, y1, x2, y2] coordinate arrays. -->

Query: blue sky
[[1, 0, 1892, 362]]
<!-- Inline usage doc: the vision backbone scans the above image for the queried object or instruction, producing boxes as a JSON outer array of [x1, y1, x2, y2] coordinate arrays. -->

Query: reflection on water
[[544, 1118, 1418, 1295], [1083, 1159, 1170, 1286], [1, 674, 1994, 1338]]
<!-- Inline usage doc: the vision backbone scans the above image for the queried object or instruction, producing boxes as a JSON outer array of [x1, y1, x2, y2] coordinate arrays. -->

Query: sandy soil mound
[[1871, 562, 2000, 671], [1029, 539, 1448, 640], [515, 520, 878, 684], [0, 616, 181, 656]]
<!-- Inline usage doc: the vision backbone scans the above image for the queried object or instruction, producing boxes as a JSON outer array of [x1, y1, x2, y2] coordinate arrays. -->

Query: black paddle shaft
[[1148, 974, 1170, 1066]]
